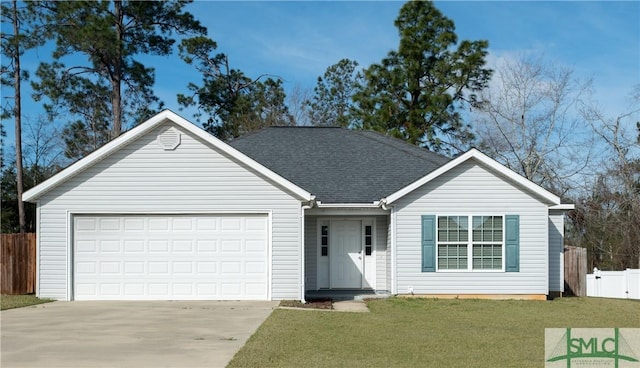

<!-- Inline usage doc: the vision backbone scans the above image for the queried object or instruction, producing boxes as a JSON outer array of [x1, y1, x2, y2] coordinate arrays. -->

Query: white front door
[[330, 220, 362, 288]]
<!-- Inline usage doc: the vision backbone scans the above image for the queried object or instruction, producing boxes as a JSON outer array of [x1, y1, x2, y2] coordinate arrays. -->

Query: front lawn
[[1, 294, 54, 310], [228, 297, 639, 367]]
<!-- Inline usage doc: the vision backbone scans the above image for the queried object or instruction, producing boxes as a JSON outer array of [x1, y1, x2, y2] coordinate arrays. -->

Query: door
[[330, 220, 362, 288], [73, 214, 268, 300]]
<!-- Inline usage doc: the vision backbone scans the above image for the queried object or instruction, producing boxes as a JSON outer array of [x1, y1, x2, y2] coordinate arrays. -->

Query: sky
[[2, 1, 639, 161]]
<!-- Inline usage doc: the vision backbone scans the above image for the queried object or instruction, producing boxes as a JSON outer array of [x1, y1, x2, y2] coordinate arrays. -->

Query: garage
[[73, 214, 269, 301]]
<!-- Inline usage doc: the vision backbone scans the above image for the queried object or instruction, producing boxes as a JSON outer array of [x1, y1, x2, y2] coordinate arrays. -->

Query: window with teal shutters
[[422, 215, 436, 272], [505, 215, 520, 272]]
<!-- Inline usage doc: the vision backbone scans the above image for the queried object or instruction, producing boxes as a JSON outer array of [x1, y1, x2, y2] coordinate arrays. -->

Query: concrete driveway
[[1, 300, 277, 368]]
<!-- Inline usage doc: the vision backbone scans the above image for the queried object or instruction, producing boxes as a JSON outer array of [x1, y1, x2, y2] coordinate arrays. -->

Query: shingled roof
[[228, 127, 450, 203]]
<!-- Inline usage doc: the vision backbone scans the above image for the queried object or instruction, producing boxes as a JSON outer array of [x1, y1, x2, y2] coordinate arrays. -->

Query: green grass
[[1, 294, 54, 310], [228, 297, 640, 368]]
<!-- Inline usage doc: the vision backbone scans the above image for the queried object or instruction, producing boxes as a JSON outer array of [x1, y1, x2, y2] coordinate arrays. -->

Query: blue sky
[[2, 1, 639, 158]]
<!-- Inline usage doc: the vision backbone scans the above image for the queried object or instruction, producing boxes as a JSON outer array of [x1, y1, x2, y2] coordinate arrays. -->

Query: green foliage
[[31, 0, 206, 159], [10, 165, 59, 232], [352, 1, 491, 153], [62, 119, 110, 160], [306, 59, 362, 127], [0, 1, 45, 119], [178, 36, 294, 140], [1, 162, 62, 233]]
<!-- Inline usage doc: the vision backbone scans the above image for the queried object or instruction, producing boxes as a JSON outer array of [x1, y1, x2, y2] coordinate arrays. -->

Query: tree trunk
[[111, 0, 123, 138], [12, 0, 26, 233]]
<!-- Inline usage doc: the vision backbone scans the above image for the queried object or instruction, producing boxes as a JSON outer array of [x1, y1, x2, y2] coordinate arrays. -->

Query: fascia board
[[550, 204, 575, 210]]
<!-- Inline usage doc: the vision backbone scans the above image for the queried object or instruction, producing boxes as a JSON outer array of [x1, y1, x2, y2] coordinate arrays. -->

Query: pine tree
[[32, 0, 206, 159], [353, 1, 492, 153]]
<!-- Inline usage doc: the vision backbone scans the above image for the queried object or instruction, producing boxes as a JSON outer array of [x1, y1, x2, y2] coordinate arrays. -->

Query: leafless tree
[[23, 115, 65, 184], [286, 84, 312, 126], [571, 88, 640, 269], [474, 55, 594, 196]]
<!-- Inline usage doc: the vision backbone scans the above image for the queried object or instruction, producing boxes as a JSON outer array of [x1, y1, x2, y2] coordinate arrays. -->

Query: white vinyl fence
[[586, 268, 640, 300]]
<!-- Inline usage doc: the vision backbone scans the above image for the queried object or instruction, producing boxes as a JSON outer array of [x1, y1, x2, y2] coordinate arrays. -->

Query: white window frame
[[435, 214, 506, 272]]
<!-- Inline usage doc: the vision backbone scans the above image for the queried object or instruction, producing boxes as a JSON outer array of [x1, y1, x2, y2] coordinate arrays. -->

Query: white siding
[[548, 211, 565, 292], [36, 122, 303, 300], [393, 159, 550, 295]]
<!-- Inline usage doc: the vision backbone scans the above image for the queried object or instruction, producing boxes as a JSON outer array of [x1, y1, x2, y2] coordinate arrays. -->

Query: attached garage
[[73, 214, 269, 300], [23, 110, 312, 301]]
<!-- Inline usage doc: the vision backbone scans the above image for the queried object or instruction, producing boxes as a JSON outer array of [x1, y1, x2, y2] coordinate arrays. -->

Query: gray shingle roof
[[229, 127, 451, 203]]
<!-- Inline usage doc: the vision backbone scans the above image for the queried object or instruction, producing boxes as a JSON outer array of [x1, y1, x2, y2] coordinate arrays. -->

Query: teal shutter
[[422, 215, 436, 272], [505, 215, 520, 272]]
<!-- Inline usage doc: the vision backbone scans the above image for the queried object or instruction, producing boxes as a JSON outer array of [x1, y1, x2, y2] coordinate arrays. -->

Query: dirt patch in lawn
[[279, 298, 333, 310]]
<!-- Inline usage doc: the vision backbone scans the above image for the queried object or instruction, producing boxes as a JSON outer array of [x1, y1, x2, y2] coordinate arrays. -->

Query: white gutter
[[379, 199, 396, 294], [300, 200, 315, 303], [390, 205, 397, 295], [315, 201, 380, 208], [550, 204, 575, 210]]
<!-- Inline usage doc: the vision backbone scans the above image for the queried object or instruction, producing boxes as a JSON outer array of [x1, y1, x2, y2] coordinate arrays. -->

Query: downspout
[[380, 199, 396, 295], [300, 200, 314, 303]]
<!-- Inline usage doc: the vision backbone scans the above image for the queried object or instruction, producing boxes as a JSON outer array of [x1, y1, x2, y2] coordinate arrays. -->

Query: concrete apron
[[0, 300, 277, 368]]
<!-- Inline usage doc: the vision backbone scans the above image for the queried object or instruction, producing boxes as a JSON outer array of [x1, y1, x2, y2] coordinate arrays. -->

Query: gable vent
[[157, 127, 181, 150]]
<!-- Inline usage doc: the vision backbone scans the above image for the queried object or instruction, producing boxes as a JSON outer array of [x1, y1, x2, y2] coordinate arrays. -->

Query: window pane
[[321, 237, 328, 246], [438, 244, 467, 270], [438, 217, 448, 228], [365, 236, 372, 246], [438, 230, 448, 242], [473, 230, 481, 242], [473, 246, 481, 256], [459, 216, 468, 230], [365, 226, 372, 236], [448, 230, 458, 242], [460, 229, 468, 242], [321, 226, 328, 236], [494, 230, 502, 242], [472, 244, 502, 270]]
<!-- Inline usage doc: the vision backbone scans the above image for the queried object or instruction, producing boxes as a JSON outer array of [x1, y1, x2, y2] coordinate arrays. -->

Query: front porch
[[305, 289, 391, 301], [304, 211, 391, 299]]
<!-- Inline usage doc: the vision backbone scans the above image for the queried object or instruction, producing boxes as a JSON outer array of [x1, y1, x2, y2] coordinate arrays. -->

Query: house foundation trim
[[398, 294, 547, 301]]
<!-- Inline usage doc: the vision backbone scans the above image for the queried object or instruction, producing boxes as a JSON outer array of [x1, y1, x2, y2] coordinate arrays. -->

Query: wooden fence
[[564, 246, 587, 296], [1, 233, 36, 294]]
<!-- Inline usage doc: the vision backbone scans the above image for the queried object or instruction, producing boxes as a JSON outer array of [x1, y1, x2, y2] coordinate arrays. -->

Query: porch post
[[300, 203, 312, 302]]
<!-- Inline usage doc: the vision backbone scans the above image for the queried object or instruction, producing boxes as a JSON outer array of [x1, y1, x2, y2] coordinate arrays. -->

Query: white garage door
[[73, 214, 269, 301]]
